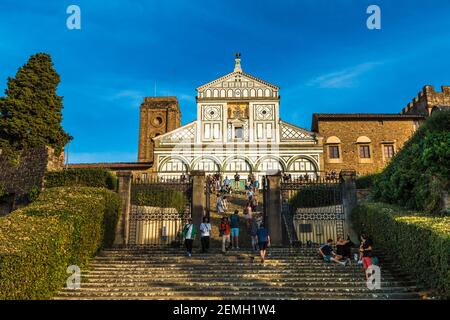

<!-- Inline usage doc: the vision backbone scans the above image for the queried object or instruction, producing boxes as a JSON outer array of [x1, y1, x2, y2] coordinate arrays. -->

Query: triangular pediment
[[196, 71, 279, 100], [197, 71, 278, 91]]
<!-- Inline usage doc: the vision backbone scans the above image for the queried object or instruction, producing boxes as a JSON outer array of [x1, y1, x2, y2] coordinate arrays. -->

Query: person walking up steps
[[256, 223, 270, 264], [230, 210, 240, 250], [234, 172, 240, 193], [216, 194, 225, 215], [219, 216, 231, 253], [200, 217, 211, 253], [250, 218, 259, 251], [182, 218, 197, 257]]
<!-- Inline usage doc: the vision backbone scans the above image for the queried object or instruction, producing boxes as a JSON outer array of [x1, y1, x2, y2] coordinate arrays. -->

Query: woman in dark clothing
[[336, 236, 353, 260]]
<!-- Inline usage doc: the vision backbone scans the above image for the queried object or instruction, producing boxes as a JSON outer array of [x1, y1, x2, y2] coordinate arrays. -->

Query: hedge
[[351, 202, 450, 298], [372, 110, 450, 215], [0, 187, 121, 299], [355, 173, 380, 189], [44, 168, 117, 190], [289, 185, 342, 209]]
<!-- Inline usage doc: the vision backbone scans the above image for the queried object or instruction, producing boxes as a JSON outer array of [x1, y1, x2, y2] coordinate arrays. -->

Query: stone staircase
[[54, 191, 422, 300], [54, 248, 421, 300]]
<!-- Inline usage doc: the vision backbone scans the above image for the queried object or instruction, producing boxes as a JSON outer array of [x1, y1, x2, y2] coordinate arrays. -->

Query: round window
[[152, 116, 163, 126]]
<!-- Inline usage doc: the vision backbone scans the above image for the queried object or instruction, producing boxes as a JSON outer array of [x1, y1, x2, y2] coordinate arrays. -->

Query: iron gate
[[129, 175, 192, 246], [281, 176, 344, 247]]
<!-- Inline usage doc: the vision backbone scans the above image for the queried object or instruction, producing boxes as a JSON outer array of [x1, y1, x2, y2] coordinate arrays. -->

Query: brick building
[[311, 114, 424, 176], [312, 85, 450, 176]]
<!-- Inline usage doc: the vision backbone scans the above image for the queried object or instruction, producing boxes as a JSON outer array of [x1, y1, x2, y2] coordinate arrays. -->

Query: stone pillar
[[190, 170, 206, 247], [340, 170, 358, 243], [266, 171, 283, 246], [114, 171, 132, 246]]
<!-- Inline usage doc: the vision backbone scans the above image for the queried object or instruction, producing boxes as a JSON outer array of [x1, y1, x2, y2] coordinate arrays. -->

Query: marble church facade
[[149, 55, 324, 181]]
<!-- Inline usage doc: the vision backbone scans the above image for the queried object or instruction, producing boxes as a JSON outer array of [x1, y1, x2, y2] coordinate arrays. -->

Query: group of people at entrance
[[207, 173, 260, 195], [318, 234, 377, 279], [181, 212, 270, 263]]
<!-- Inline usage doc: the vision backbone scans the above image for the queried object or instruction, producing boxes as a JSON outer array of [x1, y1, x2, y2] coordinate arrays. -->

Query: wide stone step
[[58, 285, 418, 294], [77, 280, 416, 288], [80, 276, 408, 284], [53, 245, 419, 300], [80, 274, 413, 282], [81, 266, 402, 276], [54, 290, 420, 300]]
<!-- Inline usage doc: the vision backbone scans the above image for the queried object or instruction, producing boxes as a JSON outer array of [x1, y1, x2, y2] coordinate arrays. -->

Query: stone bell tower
[[138, 97, 181, 163]]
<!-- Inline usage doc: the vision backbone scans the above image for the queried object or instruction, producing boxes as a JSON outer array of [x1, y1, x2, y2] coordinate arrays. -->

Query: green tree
[[0, 53, 71, 158]]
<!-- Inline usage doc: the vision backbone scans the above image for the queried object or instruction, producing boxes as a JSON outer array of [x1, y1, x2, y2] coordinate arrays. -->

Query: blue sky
[[1, 0, 450, 163]]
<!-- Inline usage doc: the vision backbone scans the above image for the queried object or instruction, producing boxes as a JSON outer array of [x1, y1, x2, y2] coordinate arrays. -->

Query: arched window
[[159, 159, 188, 172], [356, 136, 372, 159], [356, 136, 371, 143], [192, 158, 220, 172], [326, 136, 341, 160], [224, 158, 252, 172]]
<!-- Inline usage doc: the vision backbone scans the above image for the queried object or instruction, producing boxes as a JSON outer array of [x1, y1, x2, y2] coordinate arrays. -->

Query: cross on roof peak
[[234, 52, 242, 72]]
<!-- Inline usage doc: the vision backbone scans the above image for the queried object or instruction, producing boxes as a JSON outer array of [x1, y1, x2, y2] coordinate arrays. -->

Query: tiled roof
[[311, 113, 425, 132], [312, 113, 425, 120], [67, 162, 152, 170]]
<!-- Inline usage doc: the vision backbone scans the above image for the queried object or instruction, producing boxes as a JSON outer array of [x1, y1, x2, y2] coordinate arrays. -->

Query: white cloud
[[107, 89, 144, 106], [307, 62, 383, 88]]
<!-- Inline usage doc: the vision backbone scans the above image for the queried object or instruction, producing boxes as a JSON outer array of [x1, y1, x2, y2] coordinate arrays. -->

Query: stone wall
[[0, 146, 64, 213], [402, 85, 450, 116], [316, 117, 420, 176]]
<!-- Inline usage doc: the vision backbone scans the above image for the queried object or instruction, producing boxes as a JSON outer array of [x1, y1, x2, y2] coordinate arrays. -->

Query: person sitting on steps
[[336, 235, 353, 261], [319, 239, 348, 266]]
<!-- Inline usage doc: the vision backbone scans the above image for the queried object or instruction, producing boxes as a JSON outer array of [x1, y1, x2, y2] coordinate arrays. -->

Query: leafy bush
[[0, 187, 121, 299], [45, 168, 117, 190], [355, 173, 379, 189], [27, 186, 40, 203], [372, 110, 450, 215], [134, 189, 188, 213], [351, 202, 450, 298], [289, 184, 342, 208], [0, 183, 6, 201]]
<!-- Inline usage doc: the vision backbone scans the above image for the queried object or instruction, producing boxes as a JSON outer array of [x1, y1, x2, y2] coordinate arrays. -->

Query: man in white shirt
[[200, 217, 212, 253]]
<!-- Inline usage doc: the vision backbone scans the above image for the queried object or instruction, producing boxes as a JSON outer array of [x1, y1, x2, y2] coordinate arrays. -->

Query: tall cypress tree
[[0, 53, 72, 158]]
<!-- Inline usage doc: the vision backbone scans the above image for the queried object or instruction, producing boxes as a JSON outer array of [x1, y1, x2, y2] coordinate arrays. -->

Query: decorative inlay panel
[[254, 104, 275, 121]]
